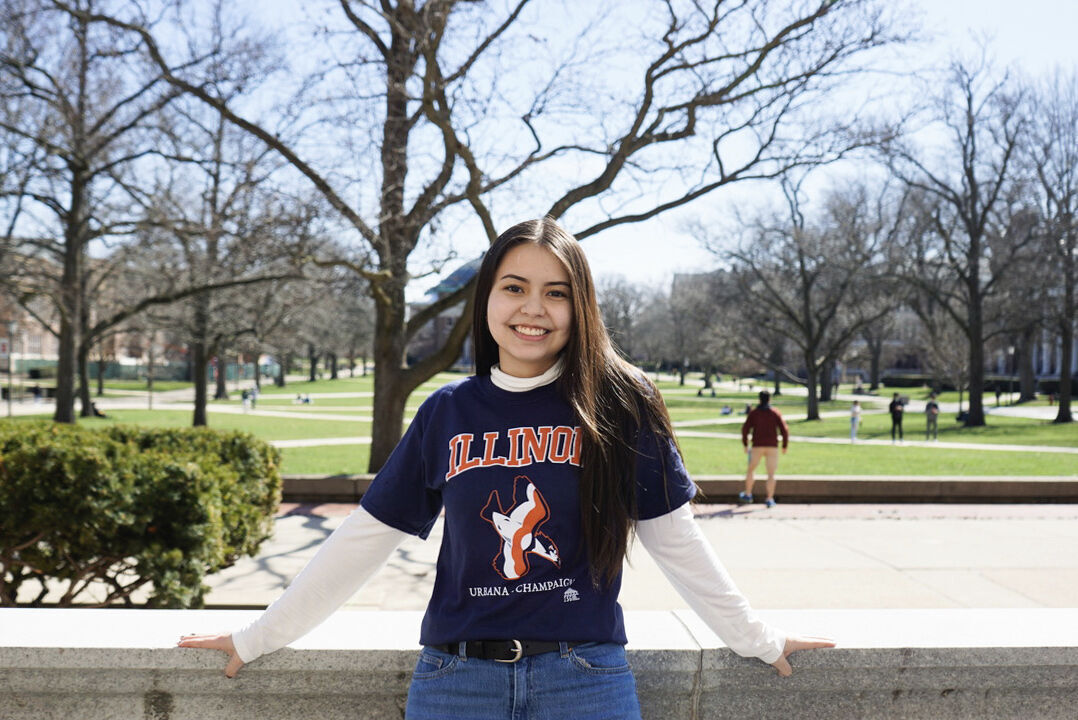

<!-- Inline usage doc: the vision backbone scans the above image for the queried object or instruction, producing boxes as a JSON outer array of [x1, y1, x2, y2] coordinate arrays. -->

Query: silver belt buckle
[[494, 639, 523, 663]]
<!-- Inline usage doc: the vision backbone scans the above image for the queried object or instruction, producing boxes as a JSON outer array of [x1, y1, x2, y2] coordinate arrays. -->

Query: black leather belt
[[434, 639, 576, 663]]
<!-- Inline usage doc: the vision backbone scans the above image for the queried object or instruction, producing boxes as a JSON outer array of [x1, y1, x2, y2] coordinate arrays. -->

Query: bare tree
[[855, 308, 894, 390], [632, 285, 675, 373], [882, 55, 1033, 426], [0, 1, 186, 420], [725, 179, 896, 419], [0, 0, 301, 421], [66, 0, 902, 469], [667, 271, 723, 385], [915, 299, 971, 415], [1026, 69, 1078, 423], [598, 275, 649, 361]]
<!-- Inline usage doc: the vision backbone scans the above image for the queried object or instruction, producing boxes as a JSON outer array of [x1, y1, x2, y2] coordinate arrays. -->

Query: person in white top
[[178, 219, 833, 719], [850, 400, 862, 443]]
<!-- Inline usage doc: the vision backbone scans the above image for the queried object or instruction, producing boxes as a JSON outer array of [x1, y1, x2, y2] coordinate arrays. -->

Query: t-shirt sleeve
[[360, 399, 443, 539], [634, 422, 696, 520]]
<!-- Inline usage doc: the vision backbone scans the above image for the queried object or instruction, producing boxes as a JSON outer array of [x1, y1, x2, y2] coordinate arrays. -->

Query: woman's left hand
[[770, 636, 835, 677]]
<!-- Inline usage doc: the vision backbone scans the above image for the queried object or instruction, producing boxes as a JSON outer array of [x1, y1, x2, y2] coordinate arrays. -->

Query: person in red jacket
[[739, 390, 789, 508]]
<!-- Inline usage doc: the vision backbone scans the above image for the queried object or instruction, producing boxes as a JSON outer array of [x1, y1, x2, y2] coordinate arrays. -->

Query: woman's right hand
[[177, 632, 245, 678]]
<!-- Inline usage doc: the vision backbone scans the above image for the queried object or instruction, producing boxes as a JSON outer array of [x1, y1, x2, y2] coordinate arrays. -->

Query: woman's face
[[486, 243, 573, 378]]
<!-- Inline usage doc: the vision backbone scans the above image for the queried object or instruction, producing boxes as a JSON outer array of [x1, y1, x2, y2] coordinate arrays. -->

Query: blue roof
[[425, 255, 484, 300]]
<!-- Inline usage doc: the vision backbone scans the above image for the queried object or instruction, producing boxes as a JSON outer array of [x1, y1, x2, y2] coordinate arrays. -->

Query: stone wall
[[2, 608, 1076, 719]]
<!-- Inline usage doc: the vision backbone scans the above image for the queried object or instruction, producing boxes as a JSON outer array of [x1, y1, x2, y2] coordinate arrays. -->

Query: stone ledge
[[281, 473, 1078, 504], [2, 609, 1077, 719]]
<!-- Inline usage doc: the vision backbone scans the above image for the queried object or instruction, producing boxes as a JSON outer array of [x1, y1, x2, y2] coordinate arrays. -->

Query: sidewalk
[[203, 502, 1078, 612]]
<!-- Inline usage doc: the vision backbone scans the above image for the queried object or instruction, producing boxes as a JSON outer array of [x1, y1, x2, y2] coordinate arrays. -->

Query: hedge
[[0, 421, 281, 608]]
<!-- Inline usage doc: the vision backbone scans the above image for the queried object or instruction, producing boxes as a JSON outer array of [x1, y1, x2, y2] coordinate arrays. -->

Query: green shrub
[[0, 421, 281, 608]]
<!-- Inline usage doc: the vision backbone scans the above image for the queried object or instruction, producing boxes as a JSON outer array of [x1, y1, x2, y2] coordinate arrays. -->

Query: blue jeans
[[405, 642, 642, 720]]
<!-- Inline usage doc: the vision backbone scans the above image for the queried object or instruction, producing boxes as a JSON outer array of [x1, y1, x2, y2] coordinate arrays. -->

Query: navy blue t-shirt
[[360, 376, 696, 646]]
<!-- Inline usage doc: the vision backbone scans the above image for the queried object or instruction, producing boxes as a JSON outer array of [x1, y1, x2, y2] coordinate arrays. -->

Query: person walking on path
[[739, 390, 789, 508], [888, 392, 905, 444], [850, 400, 862, 443], [176, 219, 831, 719], [925, 393, 940, 441]]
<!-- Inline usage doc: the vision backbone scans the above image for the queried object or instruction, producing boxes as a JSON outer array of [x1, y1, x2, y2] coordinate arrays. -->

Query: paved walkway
[[200, 503, 1078, 613]]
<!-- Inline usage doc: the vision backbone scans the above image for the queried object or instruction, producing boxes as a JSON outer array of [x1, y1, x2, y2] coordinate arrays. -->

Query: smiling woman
[[179, 218, 832, 720]]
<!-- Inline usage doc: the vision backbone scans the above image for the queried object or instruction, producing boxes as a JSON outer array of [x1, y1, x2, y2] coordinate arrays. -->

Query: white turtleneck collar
[[490, 356, 564, 392]]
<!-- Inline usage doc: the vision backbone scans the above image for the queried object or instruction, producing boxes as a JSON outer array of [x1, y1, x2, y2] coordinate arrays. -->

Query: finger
[[177, 634, 226, 650], [771, 656, 792, 677], [224, 653, 245, 679], [787, 637, 836, 653]]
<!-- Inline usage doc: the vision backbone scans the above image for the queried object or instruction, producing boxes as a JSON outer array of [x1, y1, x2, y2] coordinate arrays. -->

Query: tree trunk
[[804, 363, 820, 420], [769, 343, 783, 396], [1055, 312, 1074, 424], [254, 355, 262, 390], [147, 332, 155, 411], [214, 349, 229, 400], [275, 352, 287, 387], [819, 359, 835, 402], [191, 341, 209, 426], [367, 271, 419, 472], [965, 296, 986, 427], [191, 295, 211, 425], [329, 352, 339, 380], [368, 302, 409, 472], [1053, 230, 1075, 422], [53, 234, 82, 424], [1018, 326, 1037, 402], [96, 358, 105, 397], [308, 343, 318, 382], [868, 336, 882, 391], [77, 343, 92, 418]]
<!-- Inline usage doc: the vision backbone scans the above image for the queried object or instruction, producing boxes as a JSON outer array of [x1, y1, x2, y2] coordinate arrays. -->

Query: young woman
[[179, 218, 832, 719]]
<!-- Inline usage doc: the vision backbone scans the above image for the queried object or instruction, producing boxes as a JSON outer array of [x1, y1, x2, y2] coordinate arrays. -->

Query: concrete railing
[[2, 608, 1077, 719]]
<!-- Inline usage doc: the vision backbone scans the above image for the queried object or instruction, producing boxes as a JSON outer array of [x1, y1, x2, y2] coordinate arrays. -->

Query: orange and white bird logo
[[481, 475, 560, 581]]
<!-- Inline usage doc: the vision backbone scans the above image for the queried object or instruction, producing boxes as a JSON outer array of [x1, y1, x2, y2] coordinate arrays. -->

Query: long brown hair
[[473, 218, 683, 586]]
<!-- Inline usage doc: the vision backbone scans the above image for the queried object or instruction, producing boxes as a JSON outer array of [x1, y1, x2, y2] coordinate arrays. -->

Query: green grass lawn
[[252, 395, 370, 405], [256, 376, 374, 395], [278, 433, 1074, 478], [254, 372, 465, 396], [685, 411, 1078, 448], [664, 394, 854, 423], [676, 436, 1073, 476], [279, 445, 370, 475], [20, 369, 1074, 478], [656, 373, 1062, 408], [101, 380, 194, 392]]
